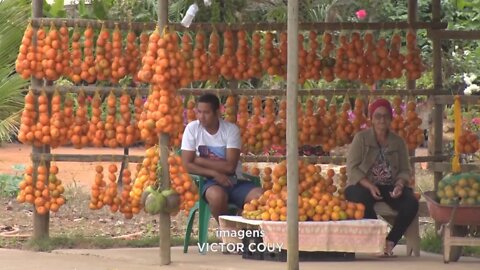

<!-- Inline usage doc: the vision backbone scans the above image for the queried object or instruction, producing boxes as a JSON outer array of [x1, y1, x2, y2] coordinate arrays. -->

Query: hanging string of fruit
[[81, 24, 96, 84]]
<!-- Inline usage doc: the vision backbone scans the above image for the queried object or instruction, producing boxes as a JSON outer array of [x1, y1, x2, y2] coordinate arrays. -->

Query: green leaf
[[50, 0, 65, 17], [92, 0, 107, 20], [78, 0, 87, 16]]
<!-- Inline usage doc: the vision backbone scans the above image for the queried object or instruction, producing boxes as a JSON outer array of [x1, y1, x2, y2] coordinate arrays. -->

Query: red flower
[[356, 9, 367, 20]]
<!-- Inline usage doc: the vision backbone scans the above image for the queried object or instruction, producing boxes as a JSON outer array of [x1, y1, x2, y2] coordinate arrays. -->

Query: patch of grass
[[420, 227, 443, 254], [20, 234, 219, 252], [421, 225, 480, 257]]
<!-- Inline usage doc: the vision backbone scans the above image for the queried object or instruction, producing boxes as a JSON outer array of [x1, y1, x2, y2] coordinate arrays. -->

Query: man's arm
[[193, 148, 240, 175], [181, 150, 218, 178], [181, 150, 233, 187]]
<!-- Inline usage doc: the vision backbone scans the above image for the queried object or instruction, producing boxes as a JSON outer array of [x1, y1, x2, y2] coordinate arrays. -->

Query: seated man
[[181, 94, 263, 222]]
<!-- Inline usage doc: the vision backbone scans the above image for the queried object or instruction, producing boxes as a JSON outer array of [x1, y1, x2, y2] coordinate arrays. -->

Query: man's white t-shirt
[[181, 119, 243, 178]]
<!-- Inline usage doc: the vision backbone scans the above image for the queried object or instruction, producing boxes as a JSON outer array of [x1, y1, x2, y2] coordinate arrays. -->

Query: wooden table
[[219, 216, 388, 254]]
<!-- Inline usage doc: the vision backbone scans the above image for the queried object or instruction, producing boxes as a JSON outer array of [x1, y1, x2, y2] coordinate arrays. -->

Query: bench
[[374, 202, 421, 256]]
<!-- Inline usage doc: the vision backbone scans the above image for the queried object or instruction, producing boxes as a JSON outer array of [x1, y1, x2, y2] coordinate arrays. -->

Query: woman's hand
[[369, 185, 383, 200], [389, 184, 403, 198]]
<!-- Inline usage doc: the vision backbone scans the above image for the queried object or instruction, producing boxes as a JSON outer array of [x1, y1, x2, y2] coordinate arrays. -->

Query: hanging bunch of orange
[[457, 130, 480, 154], [63, 95, 74, 141], [247, 32, 262, 79], [237, 96, 250, 149], [305, 31, 321, 81], [320, 32, 335, 82], [17, 163, 66, 214], [246, 96, 263, 154], [335, 98, 354, 147], [297, 34, 308, 85], [125, 29, 140, 81], [185, 97, 197, 123], [181, 32, 193, 84], [138, 31, 149, 63], [390, 96, 406, 138], [218, 29, 236, 80], [352, 97, 368, 133], [104, 91, 118, 148], [193, 31, 208, 81], [119, 167, 134, 219], [168, 154, 198, 213], [80, 24, 96, 84], [88, 91, 105, 147], [264, 32, 282, 77], [69, 90, 89, 148], [35, 91, 50, 146], [276, 99, 287, 147], [95, 24, 112, 81], [117, 91, 134, 147], [133, 92, 143, 141], [16, 165, 35, 207], [234, 30, 249, 80], [59, 23, 70, 78], [15, 23, 35, 79], [405, 30, 424, 80], [224, 95, 237, 123], [170, 95, 186, 148], [110, 25, 127, 84], [262, 97, 280, 148], [46, 164, 66, 213], [207, 30, 220, 82], [69, 26, 83, 84], [41, 22, 62, 81], [49, 90, 67, 148], [32, 163, 49, 215], [334, 34, 350, 81], [90, 165, 107, 210], [130, 145, 159, 214], [320, 101, 338, 153], [316, 98, 327, 147], [404, 100, 425, 151], [18, 90, 37, 145], [302, 98, 319, 146], [138, 88, 160, 146], [137, 27, 160, 83], [104, 164, 122, 213], [388, 33, 405, 79]]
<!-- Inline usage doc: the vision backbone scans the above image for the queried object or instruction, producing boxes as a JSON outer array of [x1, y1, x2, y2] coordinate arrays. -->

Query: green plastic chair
[[183, 173, 261, 254]]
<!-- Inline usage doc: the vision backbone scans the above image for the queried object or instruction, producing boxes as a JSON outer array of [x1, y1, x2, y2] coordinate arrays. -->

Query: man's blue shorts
[[201, 178, 257, 208]]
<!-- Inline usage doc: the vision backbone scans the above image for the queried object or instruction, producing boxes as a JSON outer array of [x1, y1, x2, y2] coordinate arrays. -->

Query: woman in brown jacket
[[346, 98, 419, 257]]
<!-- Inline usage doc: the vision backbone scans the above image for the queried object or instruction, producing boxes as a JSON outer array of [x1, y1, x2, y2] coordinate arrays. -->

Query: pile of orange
[[242, 161, 365, 222]]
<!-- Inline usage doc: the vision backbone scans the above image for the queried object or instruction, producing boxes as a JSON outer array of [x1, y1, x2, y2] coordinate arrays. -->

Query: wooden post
[[287, 0, 299, 269], [430, 0, 443, 192], [407, 0, 418, 181], [31, 0, 50, 240], [158, 0, 171, 265]]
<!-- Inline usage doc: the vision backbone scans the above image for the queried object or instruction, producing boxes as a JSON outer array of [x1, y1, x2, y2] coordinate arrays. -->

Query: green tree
[[0, 0, 31, 143]]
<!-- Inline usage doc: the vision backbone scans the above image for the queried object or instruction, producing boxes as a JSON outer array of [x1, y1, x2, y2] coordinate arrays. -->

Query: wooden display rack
[[22, 0, 480, 268]]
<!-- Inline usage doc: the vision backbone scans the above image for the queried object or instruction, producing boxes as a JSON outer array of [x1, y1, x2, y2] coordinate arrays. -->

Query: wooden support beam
[[240, 155, 448, 164], [30, 86, 449, 97], [29, 153, 448, 165], [429, 30, 480, 40], [428, 95, 479, 105], [429, 162, 480, 173], [32, 0, 49, 241], [30, 18, 447, 32], [30, 153, 144, 163], [158, 0, 171, 266]]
